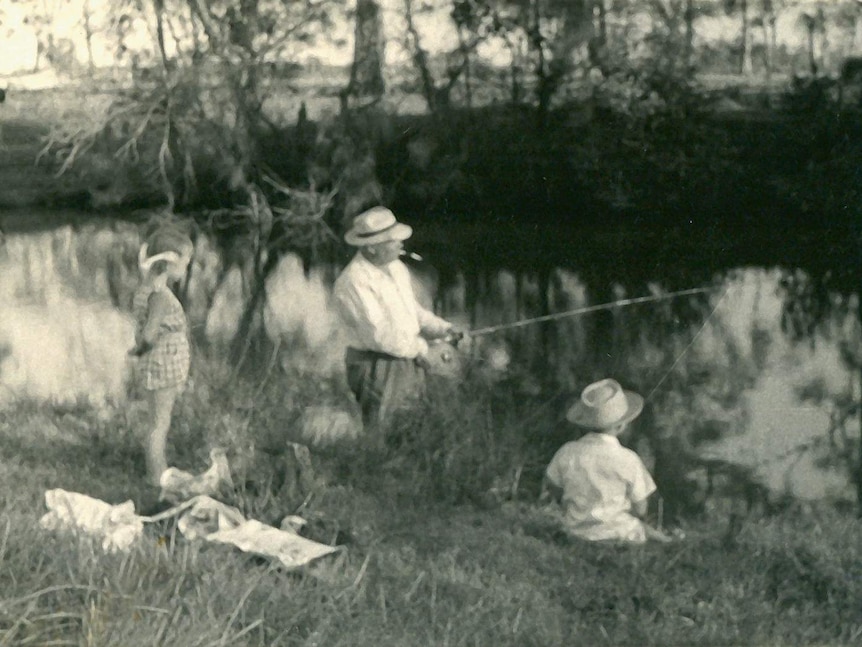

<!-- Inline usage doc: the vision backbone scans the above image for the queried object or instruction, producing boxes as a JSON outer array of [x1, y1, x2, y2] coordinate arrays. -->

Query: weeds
[[2, 303, 862, 645]]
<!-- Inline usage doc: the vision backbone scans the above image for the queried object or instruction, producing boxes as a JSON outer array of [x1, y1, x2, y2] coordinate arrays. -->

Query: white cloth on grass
[[40, 489, 144, 553], [40, 491, 341, 570], [159, 448, 233, 504], [546, 433, 656, 543]]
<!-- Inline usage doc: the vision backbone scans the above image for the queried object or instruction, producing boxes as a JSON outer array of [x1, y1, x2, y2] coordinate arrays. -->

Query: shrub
[[362, 374, 543, 506]]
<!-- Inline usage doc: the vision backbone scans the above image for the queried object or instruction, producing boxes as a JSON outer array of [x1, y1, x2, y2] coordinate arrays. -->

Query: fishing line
[[644, 284, 730, 402], [458, 282, 731, 515], [479, 284, 728, 441], [640, 284, 728, 538]]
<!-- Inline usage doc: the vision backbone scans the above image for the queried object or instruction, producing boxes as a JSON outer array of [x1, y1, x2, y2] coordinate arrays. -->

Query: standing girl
[[130, 225, 194, 485]]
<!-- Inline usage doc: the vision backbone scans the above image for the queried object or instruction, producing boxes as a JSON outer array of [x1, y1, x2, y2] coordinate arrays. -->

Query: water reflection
[[701, 353, 858, 504], [0, 221, 858, 504]]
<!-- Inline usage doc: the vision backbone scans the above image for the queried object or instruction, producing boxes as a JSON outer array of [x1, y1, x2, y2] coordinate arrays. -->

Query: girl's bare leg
[[146, 386, 179, 485]]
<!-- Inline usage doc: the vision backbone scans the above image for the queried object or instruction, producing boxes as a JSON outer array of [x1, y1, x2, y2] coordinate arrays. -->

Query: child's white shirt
[[546, 433, 656, 543]]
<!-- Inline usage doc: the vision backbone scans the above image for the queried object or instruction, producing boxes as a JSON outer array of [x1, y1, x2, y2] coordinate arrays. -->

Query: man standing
[[333, 206, 459, 434]]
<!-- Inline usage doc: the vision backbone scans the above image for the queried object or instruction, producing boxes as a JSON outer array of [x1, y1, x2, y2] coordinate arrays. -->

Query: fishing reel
[[424, 331, 467, 379]]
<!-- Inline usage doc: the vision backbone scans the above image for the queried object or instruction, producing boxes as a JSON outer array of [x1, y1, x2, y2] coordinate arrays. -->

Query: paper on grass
[[207, 519, 340, 570], [151, 497, 341, 570], [41, 491, 341, 570]]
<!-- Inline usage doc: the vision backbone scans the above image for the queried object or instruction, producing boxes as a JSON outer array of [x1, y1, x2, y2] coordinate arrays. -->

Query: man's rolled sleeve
[[417, 306, 451, 338]]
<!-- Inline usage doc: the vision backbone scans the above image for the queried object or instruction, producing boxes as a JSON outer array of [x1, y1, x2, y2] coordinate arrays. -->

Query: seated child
[[544, 378, 671, 544]]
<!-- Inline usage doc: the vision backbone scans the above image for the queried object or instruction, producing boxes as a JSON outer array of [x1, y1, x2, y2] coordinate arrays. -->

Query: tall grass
[[2, 340, 862, 646], [2, 384, 861, 646]]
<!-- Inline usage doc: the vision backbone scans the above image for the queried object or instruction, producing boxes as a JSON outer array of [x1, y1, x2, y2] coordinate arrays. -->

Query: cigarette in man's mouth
[[400, 251, 423, 261]]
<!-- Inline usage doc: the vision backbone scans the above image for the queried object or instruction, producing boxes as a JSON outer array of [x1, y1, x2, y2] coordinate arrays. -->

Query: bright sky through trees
[[0, 0, 850, 76]]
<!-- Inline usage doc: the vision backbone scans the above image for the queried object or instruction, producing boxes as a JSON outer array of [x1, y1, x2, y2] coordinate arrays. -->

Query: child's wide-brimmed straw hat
[[344, 206, 413, 246], [567, 378, 644, 429]]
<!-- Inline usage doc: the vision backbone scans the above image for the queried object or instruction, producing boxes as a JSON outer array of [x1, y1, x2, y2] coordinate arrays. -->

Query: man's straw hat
[[566, 378, 644, 429], [344, 206, 413, 246]]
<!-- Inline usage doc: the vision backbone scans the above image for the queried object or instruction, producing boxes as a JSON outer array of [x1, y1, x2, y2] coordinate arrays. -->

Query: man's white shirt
[[333, 253, 450, 358]]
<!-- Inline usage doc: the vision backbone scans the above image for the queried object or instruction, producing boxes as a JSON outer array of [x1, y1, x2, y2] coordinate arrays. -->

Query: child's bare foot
[[645, 525, 675, 543]]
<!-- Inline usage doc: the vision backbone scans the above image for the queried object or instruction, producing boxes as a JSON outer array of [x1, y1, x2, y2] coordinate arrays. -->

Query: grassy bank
[[1, 354, 861, 647]]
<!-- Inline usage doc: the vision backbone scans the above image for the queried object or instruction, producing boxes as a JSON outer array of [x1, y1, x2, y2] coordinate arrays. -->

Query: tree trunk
[[858, 234, 862, 517], [764, 15, 776, 84], [818, 17, 829, 76], [153, 0, 169, 70], [403, 0, 441, 113], [590, 281, 615, 373], [597, 0, 607, 45], [531, 0, 551, 129], [808, 27, 817, 75], [536, 266, 554, 381], [857, 362, 862, 517], [684, 0, 694, 71], [229, 248, 280, 368], [347, 0, 386, 101], [188, 2, 203, 63], [83, 1, 95, 71], [740, 0, 753, 75], [458, 28, 474, 108], [465, 264, 479, 329], [589, 0, 608, 68], [509, 40, 523, 104]]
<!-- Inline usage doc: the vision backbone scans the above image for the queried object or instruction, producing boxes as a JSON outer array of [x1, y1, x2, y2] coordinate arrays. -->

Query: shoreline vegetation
[[1, 89, 859, 303], [1, 359, 861, 646]]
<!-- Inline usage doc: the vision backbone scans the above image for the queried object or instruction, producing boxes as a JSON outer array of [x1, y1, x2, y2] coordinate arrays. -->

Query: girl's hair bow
[[138, 243, 181, 272]]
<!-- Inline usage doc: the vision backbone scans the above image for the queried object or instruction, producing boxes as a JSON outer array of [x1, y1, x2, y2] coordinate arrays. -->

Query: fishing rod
[[426, 284, 722, 376], [464, 286, 717, 339]]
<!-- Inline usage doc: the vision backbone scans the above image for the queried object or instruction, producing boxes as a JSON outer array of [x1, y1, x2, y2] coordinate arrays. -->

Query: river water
[[0, 211, 858, 505]]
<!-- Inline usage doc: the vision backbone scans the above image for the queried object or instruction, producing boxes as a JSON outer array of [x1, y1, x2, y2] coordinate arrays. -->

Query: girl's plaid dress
[[132, 285, 191, 390]]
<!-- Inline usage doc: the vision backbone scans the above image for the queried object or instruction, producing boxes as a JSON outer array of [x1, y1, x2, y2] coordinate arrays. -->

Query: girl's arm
[[130, 291, 171, 355]]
